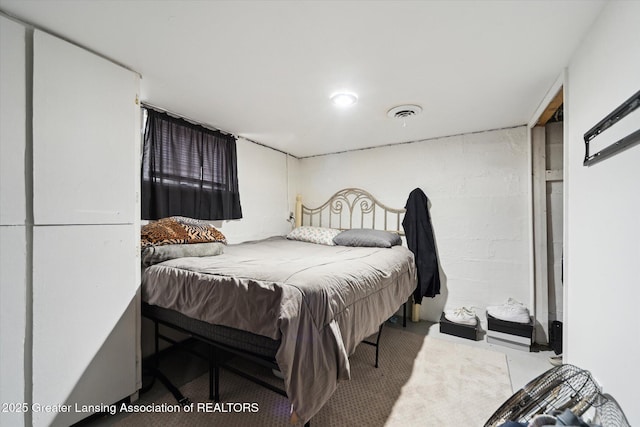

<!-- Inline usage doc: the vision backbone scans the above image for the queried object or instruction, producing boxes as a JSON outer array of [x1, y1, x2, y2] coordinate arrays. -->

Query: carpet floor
[[114, 327, 512, 426]]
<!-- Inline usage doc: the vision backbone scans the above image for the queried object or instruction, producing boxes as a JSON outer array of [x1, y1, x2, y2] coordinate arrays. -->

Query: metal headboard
[[295, 188, 406, 235]]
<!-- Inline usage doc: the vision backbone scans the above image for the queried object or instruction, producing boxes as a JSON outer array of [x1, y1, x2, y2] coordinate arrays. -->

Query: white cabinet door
[[0, 18, 28, 427], [32, 30, 139, 225], [32, 224, 138, 427], [0, 226, 27, 427], [0, 16, 27, 226]]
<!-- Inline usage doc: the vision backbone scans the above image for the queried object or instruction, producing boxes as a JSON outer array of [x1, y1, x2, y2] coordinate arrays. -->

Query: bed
[[141, 188, 417, 424]]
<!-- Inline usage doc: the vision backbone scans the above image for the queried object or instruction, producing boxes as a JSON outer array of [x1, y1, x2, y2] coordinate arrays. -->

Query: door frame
[[527, 71, 566, 345]]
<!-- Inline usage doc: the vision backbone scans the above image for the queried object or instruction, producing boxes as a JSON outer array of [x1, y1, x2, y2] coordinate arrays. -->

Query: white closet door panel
[[32, 31, 139, 225], [0, 226, 27, 427], [51, 300, 137, 427], [0, 17, 27, 225], [32, 224, 137, 427]]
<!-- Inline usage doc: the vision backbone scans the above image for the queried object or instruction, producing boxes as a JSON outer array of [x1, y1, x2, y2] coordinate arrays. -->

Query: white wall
[[565, 1, 640, 424], [0, 15, 27, 427], [297, 127, 531, 324], [215, 138, 295, 243]]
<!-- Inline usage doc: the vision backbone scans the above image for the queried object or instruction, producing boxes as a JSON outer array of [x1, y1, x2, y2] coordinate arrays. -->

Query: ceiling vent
[[387, 104, 422, 119]]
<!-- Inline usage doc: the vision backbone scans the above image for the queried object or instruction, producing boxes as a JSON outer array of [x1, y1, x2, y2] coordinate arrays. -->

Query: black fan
[[485, 365, 602, 427]]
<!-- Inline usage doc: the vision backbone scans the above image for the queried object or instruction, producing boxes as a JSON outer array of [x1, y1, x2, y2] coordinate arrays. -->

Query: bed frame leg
[[154, 320, 160, 370], [213, 348, 220, 403], [363, 322, 385, 367], [209, 348, 214, 400], [209, 346, 220, 402], [375, 323, 384, 368], [149, 320, 191, 406], [403, 302, 407, 327], [215, 365, 220, 402]]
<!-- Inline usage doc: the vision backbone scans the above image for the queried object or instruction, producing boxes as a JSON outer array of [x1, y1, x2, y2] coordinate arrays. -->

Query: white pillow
[[286, 226, 341, 246]]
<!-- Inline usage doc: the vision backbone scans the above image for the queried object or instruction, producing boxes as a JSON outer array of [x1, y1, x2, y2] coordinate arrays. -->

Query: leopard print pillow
[[141, 216, 227, 249]]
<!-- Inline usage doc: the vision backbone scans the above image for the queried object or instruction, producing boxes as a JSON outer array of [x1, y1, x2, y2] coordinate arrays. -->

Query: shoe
[[444, 307, 477, 326], [487, 298, 530, 324], [549, 354, 563, 366]]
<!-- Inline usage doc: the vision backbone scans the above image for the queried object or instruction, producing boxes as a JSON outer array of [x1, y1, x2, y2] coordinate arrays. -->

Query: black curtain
[[141, 108, 242, 220]]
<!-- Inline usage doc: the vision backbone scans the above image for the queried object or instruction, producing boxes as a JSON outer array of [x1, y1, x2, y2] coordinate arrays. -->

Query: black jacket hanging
[[402, 188, 440, 303]]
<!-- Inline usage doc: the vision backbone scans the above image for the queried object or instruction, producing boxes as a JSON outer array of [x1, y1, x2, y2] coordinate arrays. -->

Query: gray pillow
[[333, 229, 402, 248], [141, 242, 225, 267]]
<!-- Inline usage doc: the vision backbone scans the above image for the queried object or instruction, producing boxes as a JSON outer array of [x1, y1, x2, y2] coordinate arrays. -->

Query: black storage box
[[549, 320, 563, 355], [486, 313, 533, 351], [439, 313, 478, 340]]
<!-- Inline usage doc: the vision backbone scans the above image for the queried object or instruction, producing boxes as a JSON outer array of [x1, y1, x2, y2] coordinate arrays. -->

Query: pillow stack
[[141, 216, 226, 266]]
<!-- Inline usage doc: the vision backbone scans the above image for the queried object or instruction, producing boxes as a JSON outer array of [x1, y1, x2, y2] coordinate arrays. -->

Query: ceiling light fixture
[[330, 92, 358, 107]]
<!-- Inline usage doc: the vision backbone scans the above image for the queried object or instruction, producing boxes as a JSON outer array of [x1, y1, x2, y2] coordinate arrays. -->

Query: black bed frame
[[142, 301, 408, 426]]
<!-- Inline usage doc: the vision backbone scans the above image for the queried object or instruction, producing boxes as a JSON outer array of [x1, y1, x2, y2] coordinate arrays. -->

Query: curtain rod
[[141, 102, 297, 159], [141, 102, 233, 136]]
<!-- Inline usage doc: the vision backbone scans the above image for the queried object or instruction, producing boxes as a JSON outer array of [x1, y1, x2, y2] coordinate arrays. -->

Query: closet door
[[32, 225, 137, 427], [0, 15, 27, 226], [32, 31, 138, 226], [31, 31, 140, 427], [0, 16, 27, 427], [0, 227, 28, 427]]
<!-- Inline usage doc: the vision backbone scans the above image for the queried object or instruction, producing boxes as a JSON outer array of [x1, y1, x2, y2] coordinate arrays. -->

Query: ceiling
[[0, 0, 605, 158]]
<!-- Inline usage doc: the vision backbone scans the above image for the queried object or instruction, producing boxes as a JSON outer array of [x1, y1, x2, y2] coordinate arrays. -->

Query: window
[[141, 108, 242, 220]]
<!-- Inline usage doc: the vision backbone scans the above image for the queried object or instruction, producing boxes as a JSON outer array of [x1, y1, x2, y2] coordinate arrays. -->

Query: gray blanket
[[142, 236, 416, 423]]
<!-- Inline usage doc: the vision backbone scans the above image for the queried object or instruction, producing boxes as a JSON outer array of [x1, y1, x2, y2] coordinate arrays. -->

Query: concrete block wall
[[296, 126, 531, 324]]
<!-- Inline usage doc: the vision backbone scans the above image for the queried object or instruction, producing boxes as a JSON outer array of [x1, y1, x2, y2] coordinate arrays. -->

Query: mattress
[[141, 236, 416, 423]]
